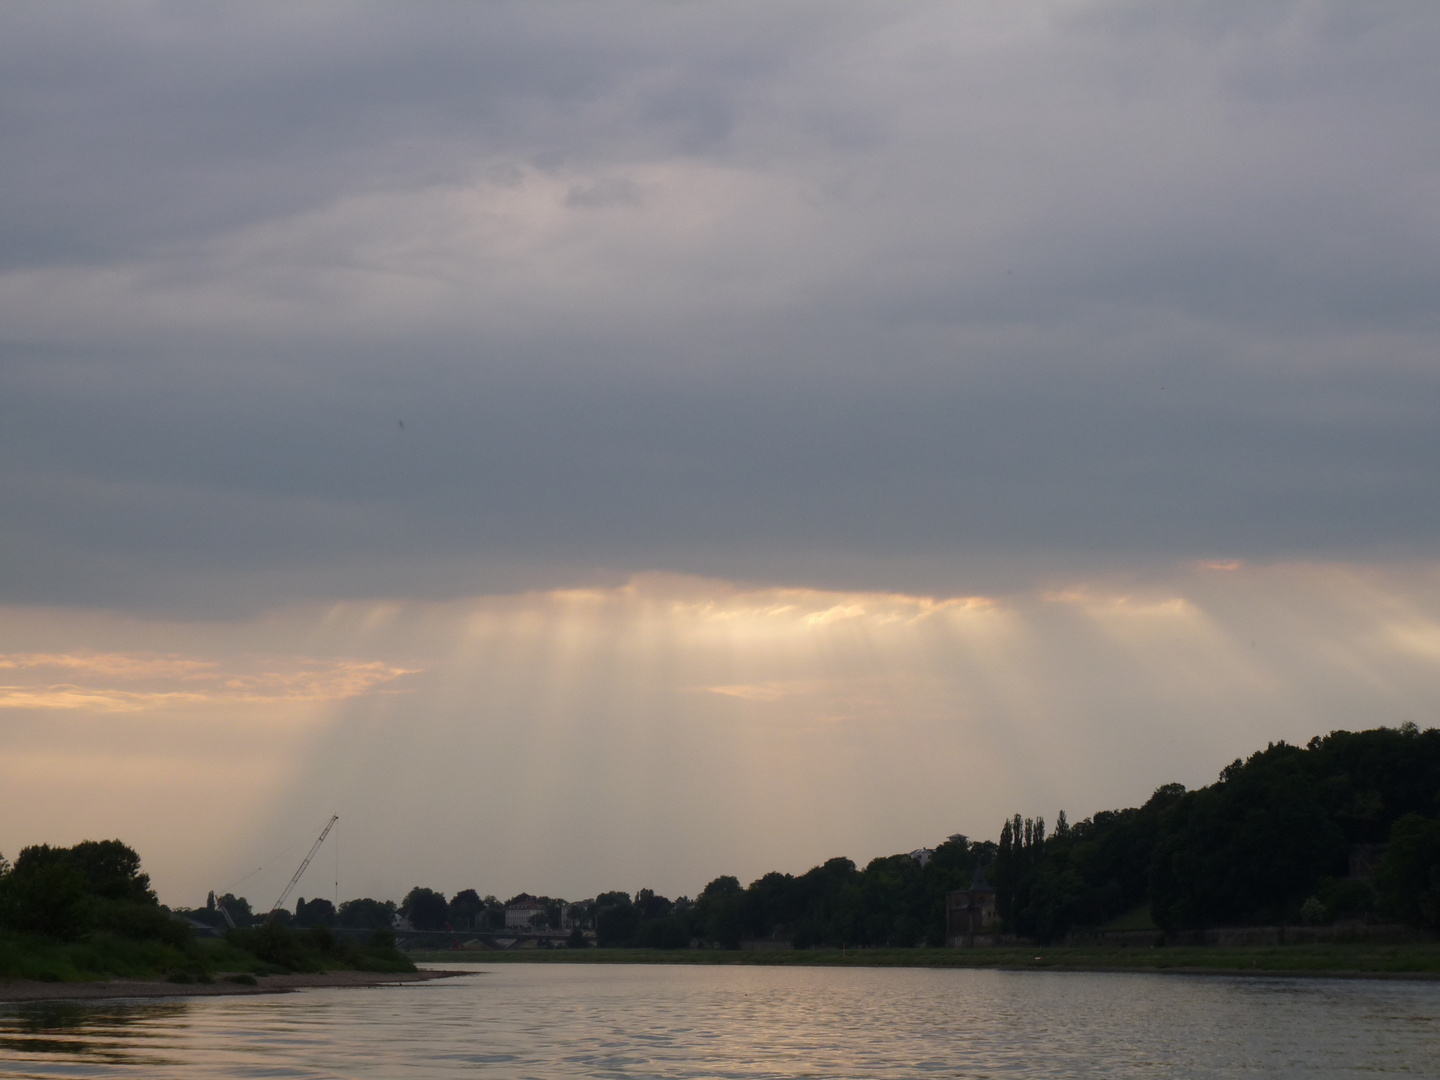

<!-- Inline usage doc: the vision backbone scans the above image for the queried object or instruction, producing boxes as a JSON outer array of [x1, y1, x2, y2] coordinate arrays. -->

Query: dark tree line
[[591, 841, 999, 949], [0, 839, 186, 945], [186, 892, 399, 931], [8, 726, 1434, 956], [391, 888, 569, 932], [586, 725, 1440, 947], [997, 725, 1440, 940], [0, 841, 413, 979], [995, 783, 1186, 940]]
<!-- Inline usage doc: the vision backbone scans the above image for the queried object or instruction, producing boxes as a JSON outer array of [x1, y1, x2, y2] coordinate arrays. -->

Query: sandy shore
[[0, 968, 471, 1003]]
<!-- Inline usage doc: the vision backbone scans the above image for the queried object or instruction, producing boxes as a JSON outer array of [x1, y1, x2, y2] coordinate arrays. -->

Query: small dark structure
[[945, 867, 999, 947]]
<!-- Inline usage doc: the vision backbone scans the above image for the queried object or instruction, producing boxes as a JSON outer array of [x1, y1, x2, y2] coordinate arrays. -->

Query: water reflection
[[0, 1000, 185, 1068], [0, 965, 1437, 1079]]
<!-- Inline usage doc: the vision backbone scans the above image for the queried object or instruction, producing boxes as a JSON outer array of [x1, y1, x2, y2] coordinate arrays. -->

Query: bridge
[[333, 926, 595, 951]]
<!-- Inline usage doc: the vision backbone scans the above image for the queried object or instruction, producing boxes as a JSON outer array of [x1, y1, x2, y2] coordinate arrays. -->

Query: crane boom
[[270, 815, 338, 917], [215, 897, 237, 929]]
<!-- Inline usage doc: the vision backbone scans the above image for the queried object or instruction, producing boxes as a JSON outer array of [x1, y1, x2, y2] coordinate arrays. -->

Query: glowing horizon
[[3, 562, 1437, 909]]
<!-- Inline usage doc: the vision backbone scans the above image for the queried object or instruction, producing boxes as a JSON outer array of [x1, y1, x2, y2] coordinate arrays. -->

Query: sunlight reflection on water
[[1, 964, 1438, 1079]]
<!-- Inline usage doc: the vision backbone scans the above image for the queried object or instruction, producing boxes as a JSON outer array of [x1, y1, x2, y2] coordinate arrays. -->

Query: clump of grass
[[0, 922, 413, 984], [221, 925, 415, 975], [0, 931, 202, 982]]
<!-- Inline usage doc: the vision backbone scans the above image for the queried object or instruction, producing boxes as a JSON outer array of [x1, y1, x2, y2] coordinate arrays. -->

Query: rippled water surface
[[2, 963, 1438, 1079]]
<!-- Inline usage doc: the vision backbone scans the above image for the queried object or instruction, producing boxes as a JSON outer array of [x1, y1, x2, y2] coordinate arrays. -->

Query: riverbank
[[407, 943, 1440, 978], [0, 968, 469, 1003], [0, 924, 414, 985]]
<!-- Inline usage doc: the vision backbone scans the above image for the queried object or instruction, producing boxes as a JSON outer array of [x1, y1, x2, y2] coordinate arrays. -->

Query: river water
[[1, 963, 1437, 1079]]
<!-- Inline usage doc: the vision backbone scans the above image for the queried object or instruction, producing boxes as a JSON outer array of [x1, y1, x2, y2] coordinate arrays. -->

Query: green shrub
[[1315, 877, 1376, 921], [95, 901, 191, 947], [0, 862, 92, 939], [225, 924, 322, 972], [1377, 814, 1440, 931], [221, 921, 414, 974]]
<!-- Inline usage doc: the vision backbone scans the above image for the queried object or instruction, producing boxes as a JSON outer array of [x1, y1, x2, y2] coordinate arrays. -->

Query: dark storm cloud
[[0, 2, 809, 267], [2, 1, 1439, 612]]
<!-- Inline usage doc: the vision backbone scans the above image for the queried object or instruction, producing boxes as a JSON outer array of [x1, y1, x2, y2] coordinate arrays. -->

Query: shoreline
[[405, 945, 1440, 981], [0, 969, 471, 1004]]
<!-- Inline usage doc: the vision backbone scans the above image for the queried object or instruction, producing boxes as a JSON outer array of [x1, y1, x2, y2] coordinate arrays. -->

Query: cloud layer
[[0, 651, 410, 711], [3, 2, 1439, 611]]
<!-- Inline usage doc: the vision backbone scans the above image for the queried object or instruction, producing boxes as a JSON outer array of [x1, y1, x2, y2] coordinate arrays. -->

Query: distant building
[[909, 848, 935, 867], [505, 895, 548, 929], [945, 866, 999, 946]]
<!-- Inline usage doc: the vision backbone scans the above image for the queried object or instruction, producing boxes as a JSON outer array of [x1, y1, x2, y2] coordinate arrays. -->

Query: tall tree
[[400, 887, 448, 930]]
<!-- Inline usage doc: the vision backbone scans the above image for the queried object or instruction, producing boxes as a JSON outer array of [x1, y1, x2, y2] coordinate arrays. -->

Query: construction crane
[[215, 897, 237, 929], [268, 815, 339, 920]]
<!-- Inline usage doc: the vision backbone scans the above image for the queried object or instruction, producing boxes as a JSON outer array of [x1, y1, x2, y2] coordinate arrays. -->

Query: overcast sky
[[3, 1, 1439, 906]]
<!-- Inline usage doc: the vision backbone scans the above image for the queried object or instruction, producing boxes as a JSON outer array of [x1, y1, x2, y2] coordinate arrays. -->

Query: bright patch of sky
[[3, 565, 1438, 905]]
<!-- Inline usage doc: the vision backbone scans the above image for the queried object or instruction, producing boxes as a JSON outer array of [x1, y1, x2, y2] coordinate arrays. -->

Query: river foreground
[[2, 961, 1438, 1078]]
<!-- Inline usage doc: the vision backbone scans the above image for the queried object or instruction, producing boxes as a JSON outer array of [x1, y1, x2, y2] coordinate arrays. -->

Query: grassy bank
[[0, 931, 264, 983], [407, 943, 1440, 977], [1, 926, 413, 984]]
